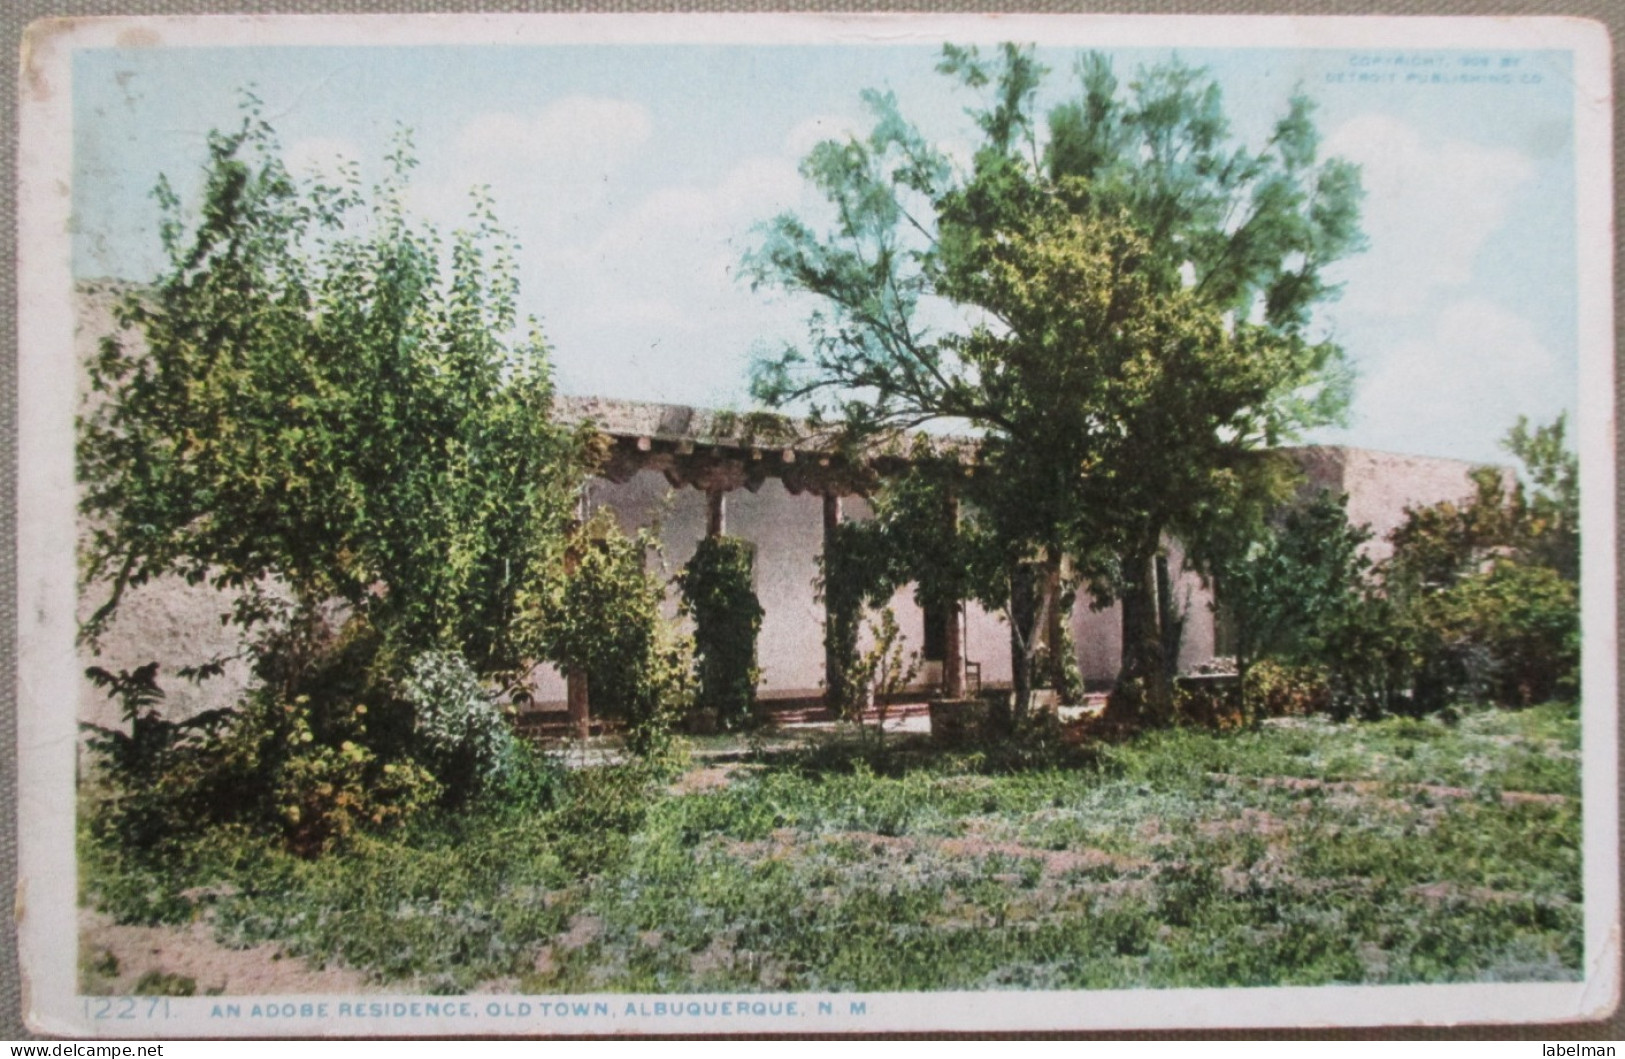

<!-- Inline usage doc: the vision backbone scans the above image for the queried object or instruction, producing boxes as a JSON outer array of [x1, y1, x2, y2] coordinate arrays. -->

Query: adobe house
[[524, 395, 1498, 729], [72, 282, 1498, 733]]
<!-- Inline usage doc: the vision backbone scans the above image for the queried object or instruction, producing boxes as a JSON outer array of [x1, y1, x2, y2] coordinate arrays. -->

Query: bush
[[1169, 665, 1332, 730], [677, 536, 763, 730], [399, 650, 516, 802], [1245, 661, 1332, 718], [84, 619, 448, 861], [540, 517, 693, 757], [1436, 560, 1579, 706], [818, 520, 901, 716], [1321, 591, 1425, 720], [81, 664, 237, 852], [216, 686, 441, 857], [845, 607, 921, 741]]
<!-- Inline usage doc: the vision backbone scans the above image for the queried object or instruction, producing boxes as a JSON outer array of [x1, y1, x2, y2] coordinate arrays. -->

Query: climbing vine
[[818, 519, 903, 717], [677, 537, 764, 730]]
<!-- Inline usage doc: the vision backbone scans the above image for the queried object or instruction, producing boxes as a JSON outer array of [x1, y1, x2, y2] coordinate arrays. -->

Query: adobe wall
[[549, 469, 1013, 706], [1341, 448, 1497, 562], [71, 284, 1503, 723], [1288, 445, 1499, 562], [76, 282, 257, 731], [1073, 540, 1218, 687]]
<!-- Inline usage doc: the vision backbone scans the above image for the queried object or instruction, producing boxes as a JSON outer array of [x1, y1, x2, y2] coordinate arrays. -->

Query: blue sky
[[72, 41, 1579, 465]]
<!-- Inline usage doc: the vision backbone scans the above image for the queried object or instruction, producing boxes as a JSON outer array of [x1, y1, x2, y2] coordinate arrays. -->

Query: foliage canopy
[[746, 45, 1364, 720], [79, 105, 593, 687]]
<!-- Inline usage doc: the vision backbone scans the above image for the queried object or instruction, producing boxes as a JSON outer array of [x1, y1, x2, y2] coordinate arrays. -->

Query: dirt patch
[[557, 914, 603, 951], [80, 909, 378, 996], [1408, 881, 1566, 905], [1197, 807, 1289, 839], [1207, 772, 1569, 808], [935, 835, 1144, 877], [669, 765, 741, 796], [1500, 790, 1569, 806], [718, 827, 809, 863]]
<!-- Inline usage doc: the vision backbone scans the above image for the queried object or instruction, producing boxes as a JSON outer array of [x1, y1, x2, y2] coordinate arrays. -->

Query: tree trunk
[[941, 491, 965, 700], [1008, 562, 1035, 724], [1236, 652, 1252, 728], [1007, 553, 1062, 724], [1156, 553, 1185, 681], [1114, 543, 1173, 726]]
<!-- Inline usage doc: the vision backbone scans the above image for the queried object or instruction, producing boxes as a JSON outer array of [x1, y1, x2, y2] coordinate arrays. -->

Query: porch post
[[565, 487, 591, 740], [942, 490, 966, 699], [706, 488, 727, 538], [822, 492, 843, 707], [566, 671, 590, 741]]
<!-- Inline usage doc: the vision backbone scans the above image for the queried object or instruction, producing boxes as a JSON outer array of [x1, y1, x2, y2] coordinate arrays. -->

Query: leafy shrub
[[81, 664, 237, 851], [1320, 592, 1424, 719], [481, 738, 567, 816], [400, 649, 516, 801], [1434, 560, 1579, 706], [1172, 664, 1330, 729], [540, 517, 693, 757], [1245, 661, 1332, 718], [84, 629, 444, 862], [1207, 491, 1371, 718], [262, 701, 441, 856], [677, 536, 763, 730], [845, 607, 921, 740], [1172, 680, 1243, 730]]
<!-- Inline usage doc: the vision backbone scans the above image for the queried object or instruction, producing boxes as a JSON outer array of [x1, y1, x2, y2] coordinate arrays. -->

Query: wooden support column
[[564, 517, 591, 741], [706, 488, 727, 538], [567, 671, 590, 741], [822, 492, 843, 707], [942, 490, 966, 700]]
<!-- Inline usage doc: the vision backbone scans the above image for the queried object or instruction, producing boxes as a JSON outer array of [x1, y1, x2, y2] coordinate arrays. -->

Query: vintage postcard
[[16, 13, 1618, 1035]]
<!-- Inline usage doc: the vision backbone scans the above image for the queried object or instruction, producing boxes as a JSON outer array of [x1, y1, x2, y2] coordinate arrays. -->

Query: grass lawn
[[81, 701, 1583, 994]]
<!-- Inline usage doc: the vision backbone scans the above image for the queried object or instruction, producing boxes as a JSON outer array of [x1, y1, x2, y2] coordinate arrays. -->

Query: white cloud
[[1325, 114, 1535, 320], [455, 97, 653, 175], [1349, 299, 1567, 462], [532, 149, 815, 404], [405, 96, 655, 244]]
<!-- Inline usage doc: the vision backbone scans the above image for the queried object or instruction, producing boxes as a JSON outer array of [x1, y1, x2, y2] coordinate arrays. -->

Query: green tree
[[1209, 490, 1372, 721], [747, 45, 1362, 721], [79, 106, 592, 746], [1504, 413, 1579, 582], [1378, 415, 1580, 710]]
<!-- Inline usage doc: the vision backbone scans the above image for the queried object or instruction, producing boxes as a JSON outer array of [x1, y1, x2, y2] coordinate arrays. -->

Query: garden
[[80, 702, 1581, 994], [75, 47, 1584, 996]]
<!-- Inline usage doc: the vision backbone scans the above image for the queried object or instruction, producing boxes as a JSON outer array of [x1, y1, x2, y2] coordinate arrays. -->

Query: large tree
[[79, 106, 593, 694], [747, 45, 1363, 721]]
